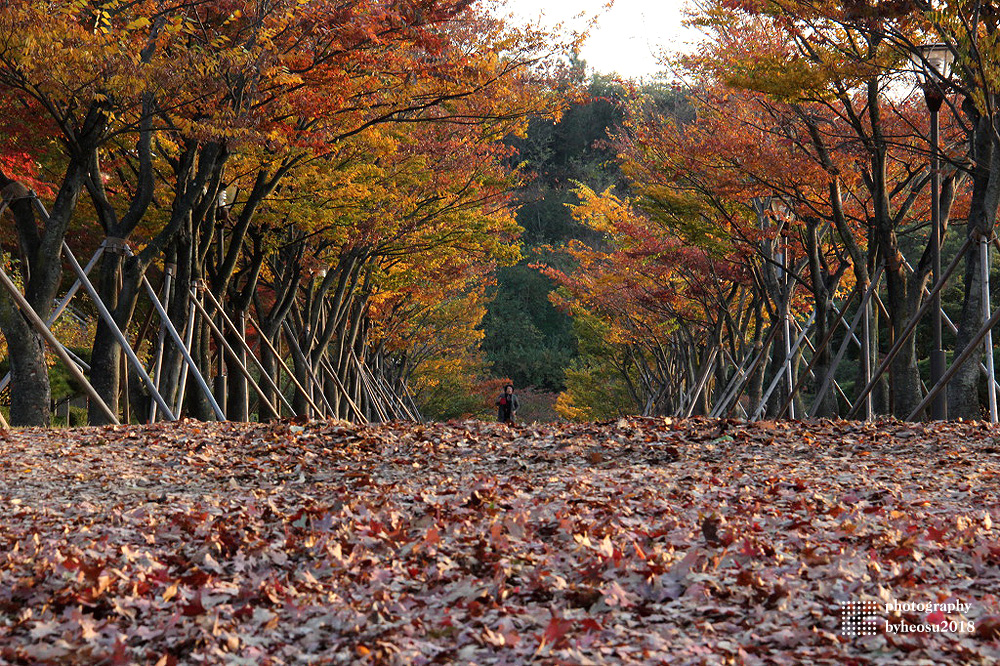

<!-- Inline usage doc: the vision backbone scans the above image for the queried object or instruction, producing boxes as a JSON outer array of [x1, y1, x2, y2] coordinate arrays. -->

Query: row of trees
[[0, 0, 567, 426], [548, 0, 1000, 421]]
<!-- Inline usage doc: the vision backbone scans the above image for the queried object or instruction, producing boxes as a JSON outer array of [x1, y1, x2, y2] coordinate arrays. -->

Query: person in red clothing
[[495, 384, 519, 423]]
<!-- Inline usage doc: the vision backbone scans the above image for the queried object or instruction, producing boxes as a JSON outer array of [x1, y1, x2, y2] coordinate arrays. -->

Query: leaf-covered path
[[1, 418, 999, 664]]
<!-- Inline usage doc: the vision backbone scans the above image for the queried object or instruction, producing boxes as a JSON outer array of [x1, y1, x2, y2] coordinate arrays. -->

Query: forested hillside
[[482, 76, 622, 400], [478, 76, 691, 421]]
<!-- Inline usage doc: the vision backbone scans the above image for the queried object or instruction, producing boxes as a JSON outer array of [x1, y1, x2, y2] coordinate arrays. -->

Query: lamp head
[[910, 43, 954, 111]]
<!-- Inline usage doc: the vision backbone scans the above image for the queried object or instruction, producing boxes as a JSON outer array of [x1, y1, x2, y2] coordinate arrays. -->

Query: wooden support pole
[[275, 319, 347, 419], [399, 377, 424, 423], [783, 310, 794, 419], [848, 235, 974, 419], [936, 291, 1000, 394], [247, 314, 334, 418], [710, 321, 780, 418], [200, 288, 323, 418], [236, 311, 250, 422], [861, 288, 873, 420], [149, 264, 174, 423], [837, 311, 864, 350], [354, 356, 390, 423], [776, 286, 859, 419], [315, 350, 367, 423], [139, 275, 226, 421], [370, 365, 419, 421], [0, 264, 119, 425], [198, 291, 299, 417], [0, 245, 104, 394], [982, 238, 997, 422], [357, 353, 404, 420], [907, 300, 1000, 421], [709, 349, 755, 418], [189, 289, 281, 418], [28, 198, 173, 420], [833, 381, 853, 410], [807, 267, 883, 418], [683, 346, 719, 418], [174, 297, 198, 416], [363, 364, 404, 420], [278, 322, 337, 417], [60, 242, 177, 421], [353, 353, 389, 422], [752, 311, 816, 421]]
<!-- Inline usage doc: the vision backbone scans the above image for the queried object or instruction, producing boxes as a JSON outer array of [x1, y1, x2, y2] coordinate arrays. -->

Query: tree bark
[[0, 294, 50, 425], [949, 103, 999, 418], [0, 157, 89, 425]]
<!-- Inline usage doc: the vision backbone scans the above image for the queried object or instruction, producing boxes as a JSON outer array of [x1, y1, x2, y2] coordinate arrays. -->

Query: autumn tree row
[[0, 0, 565, 426], [548, 0, 1000, 421]]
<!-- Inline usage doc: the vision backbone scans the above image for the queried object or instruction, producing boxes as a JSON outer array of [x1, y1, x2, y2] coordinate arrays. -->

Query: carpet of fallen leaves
[[1, 417, 1000, 665]]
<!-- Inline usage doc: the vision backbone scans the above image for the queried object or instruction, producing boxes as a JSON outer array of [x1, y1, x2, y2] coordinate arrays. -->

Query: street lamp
[[769, 198, 795, 418], [911, 43, 954, 420]]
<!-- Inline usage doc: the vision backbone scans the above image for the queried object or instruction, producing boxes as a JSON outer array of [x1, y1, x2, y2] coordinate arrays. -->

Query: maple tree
[[0, 0, 565, 425], [890, 0, 1000, 416], [546, 0, 993, 421], [682, 1, 965, 419], [542, 181, 754, 418]]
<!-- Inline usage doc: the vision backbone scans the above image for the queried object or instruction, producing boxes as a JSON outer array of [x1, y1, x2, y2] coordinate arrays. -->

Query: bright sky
[[498, 0, 705, 80]]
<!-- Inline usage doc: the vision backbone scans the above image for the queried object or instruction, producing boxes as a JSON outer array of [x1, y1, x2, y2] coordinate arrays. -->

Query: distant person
[[496, 384, 519, 423]]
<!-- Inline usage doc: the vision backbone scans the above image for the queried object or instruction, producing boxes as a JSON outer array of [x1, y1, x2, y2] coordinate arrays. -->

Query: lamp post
[[770, 198, 795, 418], [912, 43, 954, 420]]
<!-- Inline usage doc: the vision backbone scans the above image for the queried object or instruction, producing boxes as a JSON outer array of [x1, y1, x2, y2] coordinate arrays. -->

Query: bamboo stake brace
[[0, 245, 104, 395], [148, 264, 174, 423], [807, 267, 883, 419], [751, 311, 816, 421], [313, 348, 367, 423], [908, 302, 1000, 421], [27, 196, 176, 422], [248, 313, 335, 418], [173, 297, 198, 416], [776, 285, 860, 419], [848, 234, 974, 419]]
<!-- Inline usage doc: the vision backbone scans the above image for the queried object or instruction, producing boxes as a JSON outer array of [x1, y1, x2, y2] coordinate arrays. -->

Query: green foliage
[[414, 370, 494, 421], [51, 405, 87, 427], [482, 76, 633, 394], [0, 348, 89, 403], [49, 359, 85, 403], [482, 263, 575, 391], [483, 76, 695, 404], [555, 313, 634, 421]]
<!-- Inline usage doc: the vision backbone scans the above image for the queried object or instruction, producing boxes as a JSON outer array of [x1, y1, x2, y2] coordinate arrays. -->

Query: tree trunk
[[949, 104, 998, 419], [879, 212, 924, 418], [225, 317, 250, 421], [87, 251, 125, 424], [806, 219, 836, 418], [187, 305, 214, 421], [0, 160, 88, 425], [0, 296, 50, 425], [258, 330, 281, 420]]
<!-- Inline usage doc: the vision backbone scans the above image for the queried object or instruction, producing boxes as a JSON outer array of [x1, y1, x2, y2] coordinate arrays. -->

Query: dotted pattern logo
[[840, 600, 880, 636]]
